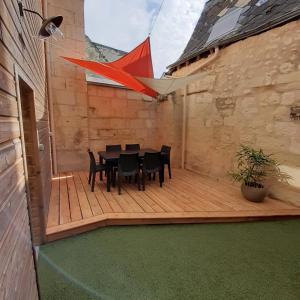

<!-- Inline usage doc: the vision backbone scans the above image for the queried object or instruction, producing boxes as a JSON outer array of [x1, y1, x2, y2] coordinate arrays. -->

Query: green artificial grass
[[38, 220, 300, 300]]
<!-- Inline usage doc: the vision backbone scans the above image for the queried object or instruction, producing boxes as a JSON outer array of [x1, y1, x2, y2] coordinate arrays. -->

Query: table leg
[[106, 165, 111, 192], [162, 164, 165, 183], [99, 156, 103, 181]]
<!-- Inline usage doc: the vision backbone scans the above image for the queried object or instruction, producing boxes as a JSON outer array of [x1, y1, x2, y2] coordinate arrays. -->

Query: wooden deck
[[46, 169, 300, 242]]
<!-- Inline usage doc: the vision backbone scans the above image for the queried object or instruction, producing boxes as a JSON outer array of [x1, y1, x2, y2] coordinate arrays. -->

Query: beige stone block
[[97, 87, 115, 98], [53, 90, 76, 105], [117, 129, 132, 136], [289, 139, 300, 155], [273, 122, 298, 137], [48, 5, 75, 25], [279, 62, 295, 74], [88, 96, 110, 108], [188, 75, 216, 93], [52, 77, 66, 90], [110, 119, 127, 129], [130, 119, 145, 129], [281, 91, 300, 105], [66, 79, 87, 93], [88, 85, 99, 96], [224, 116, 236, 126], [256, 135, 290, 152], [134, 129, 148, 139], [55, 116, 87, 128], [115, 88, 128, 99], [259, 91, 280, 106], [195, 92, 213, 104], [275, 82, 300, 92], [89, 140, 107, 152], [57, 149, 88, 172], [272, 106, 290, 121], [127, 91, 142, 100], [89, 118, 111, 129], [98, 129, 116, 137], [275, 71, 300, 84], [110, 98, 127, 110], [145, 120, 155, 129], [138, 111, 149, 119], [127, 99, 144, 110]]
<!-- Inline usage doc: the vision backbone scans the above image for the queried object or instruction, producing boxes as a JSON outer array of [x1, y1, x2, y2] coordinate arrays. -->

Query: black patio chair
[[88, 149, 107, 192], [117, 153, 140, 194], [106, 144, 122, 152], [161, 145, 172, 179], [105, 144, 121, 184], [142, 152, 163, 190], [125, 144, 140, 151]]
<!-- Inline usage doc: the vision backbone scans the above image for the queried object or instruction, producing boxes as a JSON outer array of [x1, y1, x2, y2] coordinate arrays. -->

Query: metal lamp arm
[[18, 2, 44, 21], [23, 8, 44, 21]]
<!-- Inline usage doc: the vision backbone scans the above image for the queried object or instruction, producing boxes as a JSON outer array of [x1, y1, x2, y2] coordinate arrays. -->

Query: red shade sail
[[63, 37, 158, 98], [109, 37, 154, 78]]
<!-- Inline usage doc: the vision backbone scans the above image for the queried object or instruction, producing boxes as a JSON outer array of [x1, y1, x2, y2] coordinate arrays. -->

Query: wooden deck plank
[[46, 169, 300, 242], [47, 178, 60, 227], [122, 184, 155, 213], [82, 172, 114, 213], [59, 173, 71, 224], [66, 172, 82, 222], [73, 172, 93, 219], [111, 187, 144, 213], [78, 172, 103, 216], [97, 178, 124, 213]]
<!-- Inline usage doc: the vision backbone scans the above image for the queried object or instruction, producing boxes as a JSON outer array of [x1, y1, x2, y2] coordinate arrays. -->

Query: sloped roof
[[85, 35, 127, 85], [85, 35, 127, 62], [169, 0, 300, 69]]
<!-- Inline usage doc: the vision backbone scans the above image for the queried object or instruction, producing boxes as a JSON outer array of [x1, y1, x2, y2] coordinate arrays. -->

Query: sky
[[84, 0, 206, 77]]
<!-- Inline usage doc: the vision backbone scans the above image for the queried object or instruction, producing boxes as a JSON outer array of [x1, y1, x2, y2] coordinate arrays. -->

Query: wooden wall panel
[[0, 0, 52, 298]]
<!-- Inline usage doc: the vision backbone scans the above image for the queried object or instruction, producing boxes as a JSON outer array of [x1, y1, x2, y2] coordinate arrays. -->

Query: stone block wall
[[86, 84, 182, 168], [87, 85, 160, 151], [47, 0, 89, 171], [173, 20, 300, 199]]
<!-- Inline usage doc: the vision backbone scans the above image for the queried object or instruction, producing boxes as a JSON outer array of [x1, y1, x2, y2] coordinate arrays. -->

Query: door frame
[[14, 65, 46, 243], [14, 64, 43, 298]]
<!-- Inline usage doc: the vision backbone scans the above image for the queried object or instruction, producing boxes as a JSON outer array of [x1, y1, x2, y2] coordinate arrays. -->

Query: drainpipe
[[180, 47, 219, 169], [43, 0, 58, 175]]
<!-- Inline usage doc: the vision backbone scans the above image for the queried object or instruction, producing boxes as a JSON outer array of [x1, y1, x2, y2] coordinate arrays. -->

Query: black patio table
[[98, 148, 159, 192]]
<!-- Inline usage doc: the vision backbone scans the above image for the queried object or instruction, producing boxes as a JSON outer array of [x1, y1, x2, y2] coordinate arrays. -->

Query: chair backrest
[[161, 145, 171, 156], [88, 149, 96, 169], [125, 144, 140, 151], [106, 144, 122, 152], [161, 145, 171, 162], [118, 153, 139, 175], [143, 152, 161, 172]]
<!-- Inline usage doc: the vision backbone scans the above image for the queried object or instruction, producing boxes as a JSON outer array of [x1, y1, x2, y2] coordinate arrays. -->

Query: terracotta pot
[[241, 182, 267, 202]]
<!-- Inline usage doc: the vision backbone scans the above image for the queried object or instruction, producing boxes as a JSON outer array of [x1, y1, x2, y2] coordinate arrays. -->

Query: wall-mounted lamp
[[18, 1, 63, 40]]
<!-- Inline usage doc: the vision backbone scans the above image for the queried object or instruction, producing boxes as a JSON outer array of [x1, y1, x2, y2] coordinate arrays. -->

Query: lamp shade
[[39, 16, 63, 39]]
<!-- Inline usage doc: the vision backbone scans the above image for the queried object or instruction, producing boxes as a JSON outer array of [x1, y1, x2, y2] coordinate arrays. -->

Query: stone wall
[[87, 84, 182, 167], [48, 0, 89, 171], [173, 20, 300, 200], [87, 85, 160, 151]]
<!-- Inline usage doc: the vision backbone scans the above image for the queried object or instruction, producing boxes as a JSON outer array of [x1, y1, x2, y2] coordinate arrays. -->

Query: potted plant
[[229, 145, 286, 202]]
